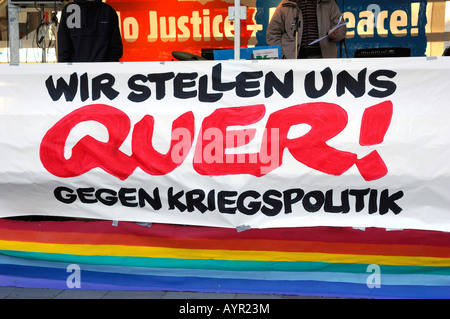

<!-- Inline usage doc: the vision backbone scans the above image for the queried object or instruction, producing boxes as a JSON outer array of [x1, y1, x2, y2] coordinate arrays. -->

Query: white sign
[[1, 57, 450, 232]]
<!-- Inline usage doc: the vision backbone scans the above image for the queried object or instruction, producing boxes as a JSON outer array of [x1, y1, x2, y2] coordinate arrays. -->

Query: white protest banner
[[1, 57, 450, 232]]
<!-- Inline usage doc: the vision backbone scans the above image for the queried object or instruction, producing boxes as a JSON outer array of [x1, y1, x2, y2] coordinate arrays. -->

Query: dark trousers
[[298, 47, 322, 59]]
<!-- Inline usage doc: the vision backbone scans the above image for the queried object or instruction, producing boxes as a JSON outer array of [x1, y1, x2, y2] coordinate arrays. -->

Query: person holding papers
[[266, 0, 347, 59]]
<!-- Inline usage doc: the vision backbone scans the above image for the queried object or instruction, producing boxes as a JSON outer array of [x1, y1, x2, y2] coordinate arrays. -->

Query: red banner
[[106, 0, 257, 61]]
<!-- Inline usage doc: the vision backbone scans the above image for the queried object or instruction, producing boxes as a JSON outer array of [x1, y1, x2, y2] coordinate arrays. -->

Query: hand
[[328, 28, 338, 40]]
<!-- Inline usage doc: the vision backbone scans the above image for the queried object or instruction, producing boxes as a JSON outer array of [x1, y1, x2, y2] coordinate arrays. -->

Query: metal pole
[[7, 0, 20, 63], [40, 4, 46, 63], [234, 0, 240, 60]]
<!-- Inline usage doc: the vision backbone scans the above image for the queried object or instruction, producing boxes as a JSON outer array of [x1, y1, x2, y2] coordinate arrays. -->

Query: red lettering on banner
[[40, 104, 136, 180], [356, 100, 393, 181], [193, 104, 266, 176], [40, 102, 393, 181], [133, 112, 195, 175], [265, 103, 357, 176]]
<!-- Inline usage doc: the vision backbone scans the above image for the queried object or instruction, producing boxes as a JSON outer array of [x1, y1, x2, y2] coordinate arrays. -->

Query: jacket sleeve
[[328, 3, 347, 43], [57, 10, 73, 62], [266, 5, 285, 47], [107, 10, 123, 62]]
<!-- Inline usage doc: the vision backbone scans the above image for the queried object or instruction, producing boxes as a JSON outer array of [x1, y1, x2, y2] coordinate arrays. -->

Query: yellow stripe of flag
[[0, 239, 449, 267]]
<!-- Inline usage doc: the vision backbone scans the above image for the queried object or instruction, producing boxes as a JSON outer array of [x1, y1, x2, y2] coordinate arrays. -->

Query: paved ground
[[0, 287, 319, 299]]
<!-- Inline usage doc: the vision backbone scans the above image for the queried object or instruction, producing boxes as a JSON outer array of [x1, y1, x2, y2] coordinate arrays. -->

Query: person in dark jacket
[[57, 0, 123, 62]]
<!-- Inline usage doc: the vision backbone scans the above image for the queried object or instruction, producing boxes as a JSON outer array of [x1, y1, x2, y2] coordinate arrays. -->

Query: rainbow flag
[[0, 219, 449, 298]]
